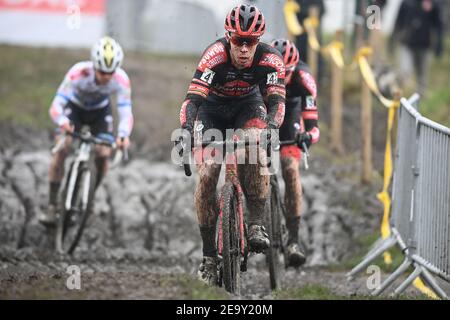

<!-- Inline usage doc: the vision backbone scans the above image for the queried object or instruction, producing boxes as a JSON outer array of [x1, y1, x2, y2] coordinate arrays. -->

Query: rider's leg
[[40, 134, 72, 224], [279, 103, 306, 266], [94, 145, 112, 190], [193, 102, 225, 285], [195, 159, 221, 256], [238, 127, 270, 226], [235, 102, 271, 252], [47, 103, 78, 206], [238, 127, 270, 253], [195, 159, 221, 285], [280, 149, 302, 245], [48, 135, 72, 196]]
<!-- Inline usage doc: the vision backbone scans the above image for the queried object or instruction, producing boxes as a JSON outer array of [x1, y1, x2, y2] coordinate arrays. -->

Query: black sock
[[286, 216, 301, 245], [246, 197, 267, 226], [49, 182, 60, 205], [199, 225, 217, 257]]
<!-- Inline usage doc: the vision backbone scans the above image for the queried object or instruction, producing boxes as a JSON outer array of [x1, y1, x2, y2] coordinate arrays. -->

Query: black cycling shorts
[[195, 93, 267, 137], [61, 101, 114, 143]]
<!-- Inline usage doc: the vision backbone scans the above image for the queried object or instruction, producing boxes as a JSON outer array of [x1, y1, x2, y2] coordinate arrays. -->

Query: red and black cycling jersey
[[285, 60, 320, 144], [180, 38, 286, 132]]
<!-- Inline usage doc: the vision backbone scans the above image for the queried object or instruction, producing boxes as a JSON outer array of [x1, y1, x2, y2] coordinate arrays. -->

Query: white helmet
[[91, 36, 124, 73]]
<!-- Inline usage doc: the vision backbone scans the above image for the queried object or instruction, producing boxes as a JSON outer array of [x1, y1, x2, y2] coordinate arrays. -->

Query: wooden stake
[[331, 30, 344, 154], [307, 6, 319, 81]]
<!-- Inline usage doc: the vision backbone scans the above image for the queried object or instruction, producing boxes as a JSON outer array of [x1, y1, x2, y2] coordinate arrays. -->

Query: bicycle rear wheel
[[220, 183, 242, 294], [56, 162, 96, 254], [266, 176, 285, 290]]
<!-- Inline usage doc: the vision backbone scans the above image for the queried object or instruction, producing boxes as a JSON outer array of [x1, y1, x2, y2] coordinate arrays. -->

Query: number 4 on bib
[[200, 68, 215, 84], [267, 72, 278, 85]]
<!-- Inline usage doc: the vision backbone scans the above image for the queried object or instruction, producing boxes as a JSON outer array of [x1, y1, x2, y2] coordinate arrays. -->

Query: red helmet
[[224, 4, 266, 37], [271, 39, 299, 69]]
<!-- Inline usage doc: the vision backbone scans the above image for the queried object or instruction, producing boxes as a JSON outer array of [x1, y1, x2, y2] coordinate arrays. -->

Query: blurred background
[[0, 0, 409, 52]]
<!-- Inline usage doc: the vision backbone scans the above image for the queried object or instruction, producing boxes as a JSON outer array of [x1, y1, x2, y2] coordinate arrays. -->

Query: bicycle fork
[[65, 142, 91, 212]]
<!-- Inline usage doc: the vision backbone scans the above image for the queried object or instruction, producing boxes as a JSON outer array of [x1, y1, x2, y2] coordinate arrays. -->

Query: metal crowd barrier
[[346, 94, 450, 299]]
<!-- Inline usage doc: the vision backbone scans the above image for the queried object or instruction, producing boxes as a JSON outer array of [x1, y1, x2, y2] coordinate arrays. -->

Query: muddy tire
[[220, 183, 241, 295], [56, 161, 96, 255], [266, 176, 285, 290]]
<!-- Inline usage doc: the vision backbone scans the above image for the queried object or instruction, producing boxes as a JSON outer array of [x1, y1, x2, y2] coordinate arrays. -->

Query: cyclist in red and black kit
[[268, 39, 320, 268], [178, 4, 286, 285]]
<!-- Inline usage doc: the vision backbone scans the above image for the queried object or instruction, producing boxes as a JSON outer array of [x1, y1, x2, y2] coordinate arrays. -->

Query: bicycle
[[178, 130, 310, 294], [52, 126, 126, 255], [180, 133, 273, 294], [265, 137, 309, 290]]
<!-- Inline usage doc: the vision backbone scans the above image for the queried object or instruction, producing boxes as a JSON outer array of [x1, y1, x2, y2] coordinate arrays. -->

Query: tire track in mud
[[0, 149, 382, 298]]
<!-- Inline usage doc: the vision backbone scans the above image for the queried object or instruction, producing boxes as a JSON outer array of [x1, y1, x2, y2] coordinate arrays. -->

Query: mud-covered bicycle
[[265, 138, 309, 290], [179, 133, 270, 294], [178, 130, 309, 293], [51, 127, 126, 255]]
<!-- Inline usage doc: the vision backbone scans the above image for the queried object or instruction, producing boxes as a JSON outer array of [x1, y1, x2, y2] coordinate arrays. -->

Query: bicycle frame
[[64, 141, 92, 212], [54, 130, 116, 213]]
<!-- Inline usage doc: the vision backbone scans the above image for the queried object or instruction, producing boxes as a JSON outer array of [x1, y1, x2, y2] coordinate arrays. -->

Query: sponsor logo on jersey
[[198, 43, 227, 71], [259, 53, 286, 78], [213, 80, 254, 97]]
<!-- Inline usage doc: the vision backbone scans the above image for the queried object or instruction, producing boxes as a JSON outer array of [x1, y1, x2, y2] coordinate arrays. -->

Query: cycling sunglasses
[[96, 69, 115, 76], [230, 35, 260, 47]]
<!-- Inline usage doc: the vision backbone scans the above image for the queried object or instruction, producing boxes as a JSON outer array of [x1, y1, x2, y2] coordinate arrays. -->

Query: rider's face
[[229, 35, 259, 69], [95, 70, 114, 85]]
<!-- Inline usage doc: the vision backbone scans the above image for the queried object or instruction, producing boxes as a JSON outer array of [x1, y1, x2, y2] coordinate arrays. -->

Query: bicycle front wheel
[[56, 162, 96, 255], [266, 178, 285, 290], [220, 183, 242, 295]]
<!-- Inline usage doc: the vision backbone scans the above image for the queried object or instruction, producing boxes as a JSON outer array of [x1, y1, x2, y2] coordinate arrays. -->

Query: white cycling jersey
[[49, 61, 133, 138]]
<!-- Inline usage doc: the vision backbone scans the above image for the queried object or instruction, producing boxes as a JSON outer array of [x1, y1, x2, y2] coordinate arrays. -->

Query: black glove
[[174, 128, 193, 154], [296, 132, 312, 151]]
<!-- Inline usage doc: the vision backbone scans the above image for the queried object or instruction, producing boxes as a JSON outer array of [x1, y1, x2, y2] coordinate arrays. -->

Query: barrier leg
[[372, 257, 412, 296], [420, 266, 449, 300], [392, 265, 422, 297], [346, 236, 397, 280]]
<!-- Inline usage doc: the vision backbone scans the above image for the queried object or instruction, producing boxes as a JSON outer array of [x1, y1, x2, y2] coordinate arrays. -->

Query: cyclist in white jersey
[[39, 37, 134, 226]]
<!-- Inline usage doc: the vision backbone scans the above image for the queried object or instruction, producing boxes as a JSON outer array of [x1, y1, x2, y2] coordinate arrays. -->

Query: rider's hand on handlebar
[[296, 132, 312, 151], [116, 136, 130, 150], [175, 129, 193, 150]]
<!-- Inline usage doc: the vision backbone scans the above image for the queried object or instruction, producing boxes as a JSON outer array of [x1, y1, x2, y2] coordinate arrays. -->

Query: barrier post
[[331, 31, 344, 154]]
